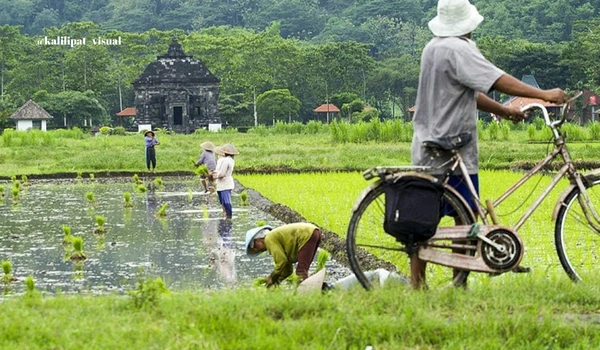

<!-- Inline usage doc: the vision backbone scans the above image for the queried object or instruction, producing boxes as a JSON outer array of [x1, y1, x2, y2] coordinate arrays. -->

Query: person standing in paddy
[[195, 141, 217, 193], [144, 130, 160, 173], [213, 143, 238, 219]]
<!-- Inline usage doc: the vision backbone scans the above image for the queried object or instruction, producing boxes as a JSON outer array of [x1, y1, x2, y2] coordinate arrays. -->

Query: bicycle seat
[[422, 132, 472, 151]]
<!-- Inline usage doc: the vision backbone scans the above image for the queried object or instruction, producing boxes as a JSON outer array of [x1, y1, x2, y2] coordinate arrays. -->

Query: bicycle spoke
[[555, 178, 600, 281]]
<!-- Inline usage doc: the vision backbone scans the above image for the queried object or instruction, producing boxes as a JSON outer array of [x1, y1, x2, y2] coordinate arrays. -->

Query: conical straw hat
[[200, 141, 215, 151], [297, 268, 326, 293], [219, 143, 239, 155]]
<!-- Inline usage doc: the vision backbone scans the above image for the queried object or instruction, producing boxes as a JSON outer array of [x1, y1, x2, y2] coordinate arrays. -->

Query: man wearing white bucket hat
[[409, 0, 568, 288]]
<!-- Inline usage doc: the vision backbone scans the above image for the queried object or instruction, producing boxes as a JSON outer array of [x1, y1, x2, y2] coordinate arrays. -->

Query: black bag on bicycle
[[383, 176, 444, 245]]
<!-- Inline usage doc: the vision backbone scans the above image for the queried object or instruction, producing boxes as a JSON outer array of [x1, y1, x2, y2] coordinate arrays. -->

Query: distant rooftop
[[521, 75, 540, 89]]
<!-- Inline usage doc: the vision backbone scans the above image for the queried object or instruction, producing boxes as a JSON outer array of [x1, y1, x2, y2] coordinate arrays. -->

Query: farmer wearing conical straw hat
[[195, 141, 217, 193], [212, 143, 238, 219]]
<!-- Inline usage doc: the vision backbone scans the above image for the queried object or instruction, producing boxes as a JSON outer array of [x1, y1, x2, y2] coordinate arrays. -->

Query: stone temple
[[132, 38, 220, 133]]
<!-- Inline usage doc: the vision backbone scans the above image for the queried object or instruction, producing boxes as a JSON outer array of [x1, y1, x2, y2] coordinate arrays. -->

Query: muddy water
[[0, 178, 350, 296]]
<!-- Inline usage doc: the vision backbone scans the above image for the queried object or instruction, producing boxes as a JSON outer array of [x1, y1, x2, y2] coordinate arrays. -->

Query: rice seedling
[[76, 172, 83, 182], [85, 191, 95, 205], [89, 173, 95, 180], [286, 273, 300, 286], [256, 220, 267, 227], [136, 184, 147, 193], [253, 276, 267, 286], [133, 174, 142, 185], [316, 250, 330, 271], [62, 225, 73, 244], [13, 180, 20, 189], [24, 276, 37, 294], [11, 175, 16, 182], [94, 215, 106, 234], [2, 260, 16, 283], [202, 204, 209, 218], [0, 185, 4, 197], [11, 186, 19, 201], [154, 177, 163, 188], [21, 175, 29, 186], [240, 191, 249, 206], [123, 192, 133, 208], [195, 164, 209, 177], [24, 275, 34, 291], [156, 203, 168, 217], [70, 236, 87, 261], [188, 188, 193, 201]]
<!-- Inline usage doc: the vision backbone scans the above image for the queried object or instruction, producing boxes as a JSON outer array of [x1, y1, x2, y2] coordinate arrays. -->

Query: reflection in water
[[204, 219, 237, 286], [214, 219, 236, 286], [145, 185, 159, 225]]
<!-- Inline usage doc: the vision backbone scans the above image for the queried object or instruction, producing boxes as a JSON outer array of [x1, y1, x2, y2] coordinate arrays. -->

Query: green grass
[[2, 277, 600, 349], [2, 130, 600, 177]]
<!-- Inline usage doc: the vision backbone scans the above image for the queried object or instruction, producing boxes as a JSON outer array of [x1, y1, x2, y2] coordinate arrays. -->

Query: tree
[[34, 90, 109, 128], [366, 55, 419, 119], [331, 92, 359, 112], [219, 93, 253, 127], [0, 25, 23, 102], [256, 89, 301, 124], [244, 0, 326, 39]]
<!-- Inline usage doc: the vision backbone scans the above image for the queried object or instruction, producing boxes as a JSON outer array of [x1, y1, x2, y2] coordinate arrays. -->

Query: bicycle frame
[[439, 93, 600, 233]]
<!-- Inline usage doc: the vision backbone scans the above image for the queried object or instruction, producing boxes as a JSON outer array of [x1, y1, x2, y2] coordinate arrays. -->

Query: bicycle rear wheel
[[346, 178, 476, 290], [555, 176, 600, 281]]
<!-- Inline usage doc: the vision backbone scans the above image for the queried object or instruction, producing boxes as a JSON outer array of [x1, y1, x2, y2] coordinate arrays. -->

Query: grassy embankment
[[2, 129, 600, 348], [2, 127, 600, 178]]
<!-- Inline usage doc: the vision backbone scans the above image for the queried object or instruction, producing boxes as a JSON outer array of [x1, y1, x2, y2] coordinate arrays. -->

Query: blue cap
[[245, 225, 273, 256]]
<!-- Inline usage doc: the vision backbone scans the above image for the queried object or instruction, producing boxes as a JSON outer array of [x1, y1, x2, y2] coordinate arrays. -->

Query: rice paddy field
[[2, 127, 600, 349]]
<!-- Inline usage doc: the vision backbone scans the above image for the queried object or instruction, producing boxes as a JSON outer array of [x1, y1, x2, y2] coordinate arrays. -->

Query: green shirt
[[265, 223, 318, 284]]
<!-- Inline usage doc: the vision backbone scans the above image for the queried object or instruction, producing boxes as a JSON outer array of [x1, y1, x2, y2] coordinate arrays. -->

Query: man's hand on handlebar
[[500, 106, 526, 124], [542, 88, 568, 105]]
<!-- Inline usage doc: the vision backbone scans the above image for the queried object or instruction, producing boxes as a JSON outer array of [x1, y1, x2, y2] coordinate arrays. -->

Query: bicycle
[[346, 92, 600, 289]]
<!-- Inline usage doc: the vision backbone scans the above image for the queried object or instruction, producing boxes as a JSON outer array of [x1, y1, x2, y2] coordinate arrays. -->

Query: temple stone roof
[[133, 38, 219, 85]]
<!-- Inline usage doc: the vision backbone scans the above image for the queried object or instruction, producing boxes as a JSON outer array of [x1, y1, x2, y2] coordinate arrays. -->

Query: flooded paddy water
[[0, 177, 350, 296]]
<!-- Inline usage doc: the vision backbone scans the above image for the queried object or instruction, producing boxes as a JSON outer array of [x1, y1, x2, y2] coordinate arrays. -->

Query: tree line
[[2, 0, 600, 44], [2, 14, 600, 129]]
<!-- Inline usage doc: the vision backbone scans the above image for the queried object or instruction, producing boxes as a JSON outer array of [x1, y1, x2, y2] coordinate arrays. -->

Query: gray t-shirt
[[411, 36, 505, 174]]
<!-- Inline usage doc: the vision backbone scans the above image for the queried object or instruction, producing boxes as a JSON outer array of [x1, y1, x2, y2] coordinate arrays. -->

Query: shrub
[[527, 124, 537, 141], [589, 121, 600, 140], [128, 274, 169, 309], [487, 121, 499, 141], [247, 125, 269, 136], [99, 126, 111, 135], [562, 123, 587, 141], [500, 120, 511, 141], [112, 126, 126, 135]]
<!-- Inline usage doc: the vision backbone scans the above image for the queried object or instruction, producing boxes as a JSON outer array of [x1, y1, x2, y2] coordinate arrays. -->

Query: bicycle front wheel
[[346, 179, 475, 290], [555, 176, 600, 281]]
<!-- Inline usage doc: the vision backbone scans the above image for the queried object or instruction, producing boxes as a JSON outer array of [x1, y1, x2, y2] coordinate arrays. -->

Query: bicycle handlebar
[[519, 91, 583, 129]]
